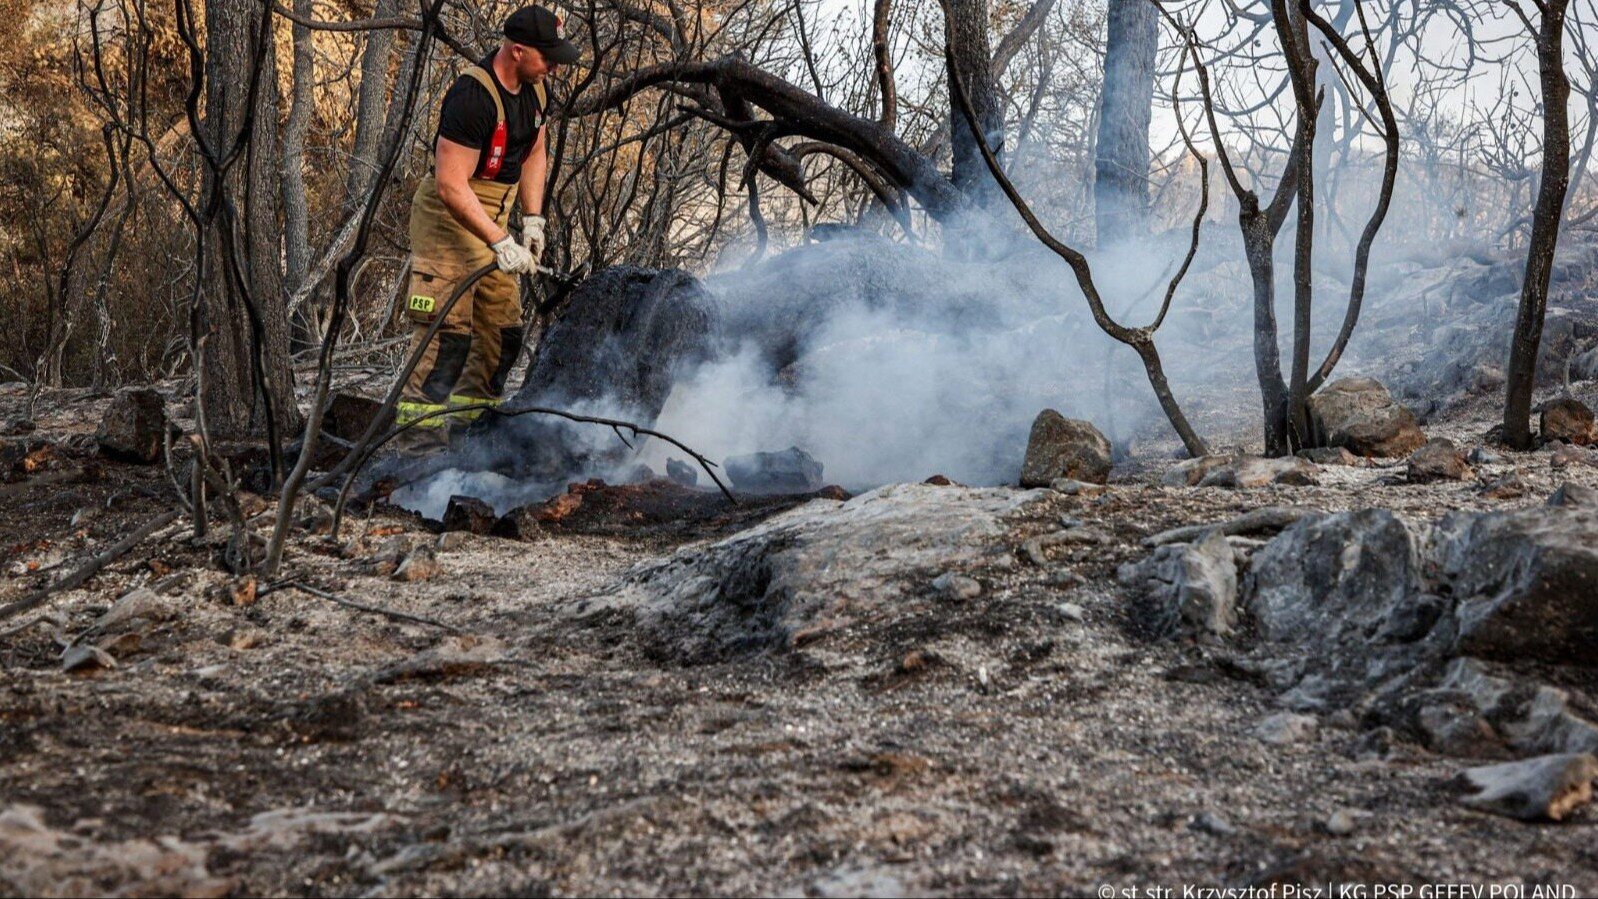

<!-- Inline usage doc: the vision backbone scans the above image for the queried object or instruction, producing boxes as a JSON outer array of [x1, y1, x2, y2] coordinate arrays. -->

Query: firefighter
[[395, 4, 580, 449]]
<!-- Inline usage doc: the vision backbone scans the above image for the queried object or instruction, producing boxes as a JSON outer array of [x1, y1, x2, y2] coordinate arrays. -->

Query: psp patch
[[408, 294, 436, 313]]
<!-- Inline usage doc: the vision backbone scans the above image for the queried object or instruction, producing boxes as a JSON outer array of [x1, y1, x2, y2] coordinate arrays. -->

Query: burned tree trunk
[[457, 267, 719, 481], [1503, 0, 1574, 449], [944, 0, 1004, 206], [1272, 0, 1319, 449], [200, 0, 301, 439], [1093, 0, 1158, 247]]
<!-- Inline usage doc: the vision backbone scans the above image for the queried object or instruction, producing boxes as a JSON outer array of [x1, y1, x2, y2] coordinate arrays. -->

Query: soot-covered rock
[[1244, 509, 1421, 645], [96, 388, 168, 464], [724, 447, 824, 494], [581, 484, 1042, 663], [1020, 410, 1111, 487], [1305, 378, 1427, 458], [1117, 528, 1237, 636], [1431, 498, 1598, 666]]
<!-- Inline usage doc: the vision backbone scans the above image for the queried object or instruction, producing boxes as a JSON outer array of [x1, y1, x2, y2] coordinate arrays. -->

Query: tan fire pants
[[397, 174, 525, 432]]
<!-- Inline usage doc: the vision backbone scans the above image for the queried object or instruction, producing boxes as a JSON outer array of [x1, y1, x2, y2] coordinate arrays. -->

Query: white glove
[[490, 234, 535, 274], [520, 215, 547, 262]]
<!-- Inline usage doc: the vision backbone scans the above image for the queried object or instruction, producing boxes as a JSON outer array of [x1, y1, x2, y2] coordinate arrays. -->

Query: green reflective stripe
[[448, 394, 503, 407], [447, 395, 503, 422], [396, 401, 450, 428]]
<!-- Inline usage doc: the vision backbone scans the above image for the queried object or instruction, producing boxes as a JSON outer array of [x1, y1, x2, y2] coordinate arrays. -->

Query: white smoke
[[640, 230, 1207, 490]]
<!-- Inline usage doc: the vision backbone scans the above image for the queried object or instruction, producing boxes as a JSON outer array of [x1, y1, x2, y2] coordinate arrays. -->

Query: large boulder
[[583, 484, 1044, 663], [1305, 378, 1427, 458], [1430, 499, 1598, 666], [1243, 509, 1421, 644], [1540, 397, 1595, 446], [1019, 410, 1111, 487], [95, 388, 168, 464], [1117, 528, 1238, 636]]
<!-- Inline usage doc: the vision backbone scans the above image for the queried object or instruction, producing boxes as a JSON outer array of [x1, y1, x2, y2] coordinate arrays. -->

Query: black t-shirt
[[435, 57, 546, 185]]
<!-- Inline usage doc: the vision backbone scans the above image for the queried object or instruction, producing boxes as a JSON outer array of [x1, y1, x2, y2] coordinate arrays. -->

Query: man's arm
[[435, 137, 508, 246], [519, 125, 549, 217]]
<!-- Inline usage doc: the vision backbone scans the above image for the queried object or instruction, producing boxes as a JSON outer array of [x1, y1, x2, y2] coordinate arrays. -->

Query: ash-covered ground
[[3, 239, 1598, 896], [3, 383, 1596, 897]]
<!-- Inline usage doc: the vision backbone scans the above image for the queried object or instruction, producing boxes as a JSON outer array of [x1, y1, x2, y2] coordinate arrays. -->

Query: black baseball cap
[[504, 5, 580, 65]]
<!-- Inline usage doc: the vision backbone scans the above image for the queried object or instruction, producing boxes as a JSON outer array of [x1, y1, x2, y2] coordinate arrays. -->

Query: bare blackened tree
[[1502, 0, 1574, 448], [1161, 0, 1399, 455]]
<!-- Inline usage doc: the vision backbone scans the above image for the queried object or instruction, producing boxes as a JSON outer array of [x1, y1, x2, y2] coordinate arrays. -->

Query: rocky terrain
[[2, 363, 1597, 896]]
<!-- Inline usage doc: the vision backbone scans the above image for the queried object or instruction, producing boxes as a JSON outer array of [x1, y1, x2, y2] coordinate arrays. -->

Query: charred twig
[[0, 510, 181, 623], [265, 580, 464, 634]]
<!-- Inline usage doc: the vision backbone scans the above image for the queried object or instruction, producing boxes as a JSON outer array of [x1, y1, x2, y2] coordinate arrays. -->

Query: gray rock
[[1118, 528, 1237, 636], [1297, 446, 1363, 466], [1407, 438, 1474, 483], [1190, 810, 1236, 836], [1540, 397, 1596, 445], [1055, 602, 1085, 623], [1305, 378, 1427, 457], [96, 388, 168, 464], [1323, 809, 1358, 836], [1411, 658, 1598, 757], [61, 644, 116, 672], [1166, 455, 1318, 488], [1460, 753, 1598, 821], [1020, 410, 1111, 487], [1244, 510, 1420, 645], [724, 447, 824, 494], [1431, 501, 1598, 665], [1547, 482, 1598, 507], [1048, 478, 1109, 497], [592, 484, 1044, 663], [1467, 446, 1506, 466], [1573, 344, 1598, 382], [665, 458, 698, 487], [932, 572, 982, 601], [1255, 712, 1318, 745]]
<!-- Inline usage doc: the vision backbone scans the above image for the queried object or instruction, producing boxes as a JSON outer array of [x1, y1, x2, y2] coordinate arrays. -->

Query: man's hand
[[490, 234, 535, 273], [520, 215, 547, 262]]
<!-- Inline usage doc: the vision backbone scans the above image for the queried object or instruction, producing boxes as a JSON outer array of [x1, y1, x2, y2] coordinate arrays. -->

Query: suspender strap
[[463, 66, 508, 180], [457, 66, 547, 181]]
